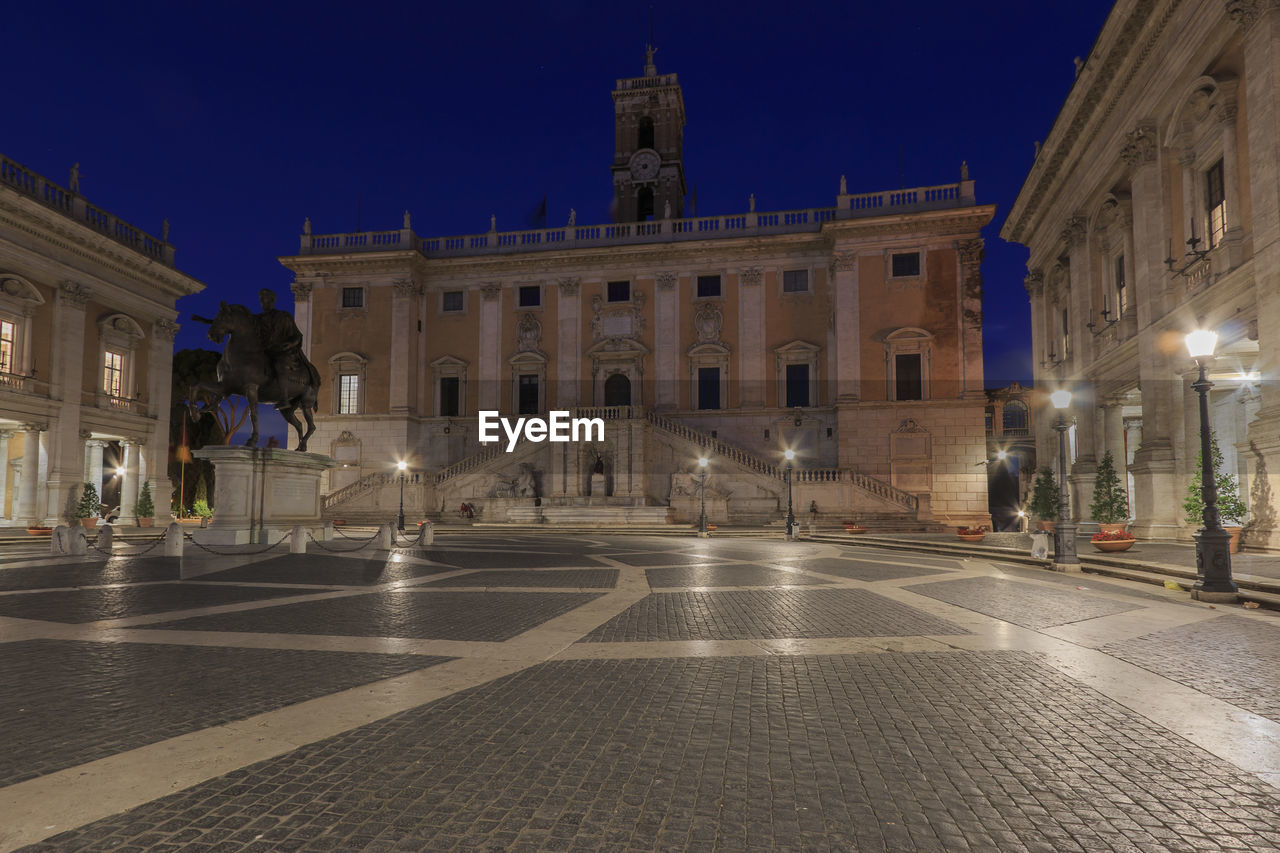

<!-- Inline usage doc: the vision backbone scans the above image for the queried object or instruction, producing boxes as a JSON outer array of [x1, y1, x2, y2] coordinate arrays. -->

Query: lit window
[[697, 275, 721, 298], [891, 252, 921, 277], [341, 287, 364, 308], [103, 351, 124, 397], [518, 285, 540, 308], [782, 269, 809, 293], [1114, 255, 1127, 316], [607, 281, 630, 302], [0, 320, 14, 374], [338, 374, 360, 414], [442, 291, 464, 312], [1206, 159, 1226, 249], [1061, 308, 1070, 357]]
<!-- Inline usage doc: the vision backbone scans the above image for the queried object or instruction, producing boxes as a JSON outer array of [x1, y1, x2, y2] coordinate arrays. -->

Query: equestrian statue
[[190, 288, 321, 452]]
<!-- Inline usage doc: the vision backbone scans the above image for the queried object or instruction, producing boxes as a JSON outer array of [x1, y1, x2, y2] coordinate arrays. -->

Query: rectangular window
[[341, 287, 364, 308], [439, 376, 460, 417], [696, 275, 721, 298], [442, 290, 464, 312], [1206, 159, 1226, 249], [1061, 308, 1070, 356], [782, 269, 809, 293], [894, 353, 922, 401], [1114, 255, 1127, 316], [891, 252, 921, 277], [338, 374, 360, 414], [697, 367, 721, 410], [785, 363, 810, 408], [103, 351, 124, 397], [0, 320, 14, 374], [518, 374, 539, 415], [518, 285, 540, 308], [607, 281, 630, 302]]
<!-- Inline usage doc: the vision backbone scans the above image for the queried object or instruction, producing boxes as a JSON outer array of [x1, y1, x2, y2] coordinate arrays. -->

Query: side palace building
[[285, 50, 996, 529], [1003, 0, 1280, 548]]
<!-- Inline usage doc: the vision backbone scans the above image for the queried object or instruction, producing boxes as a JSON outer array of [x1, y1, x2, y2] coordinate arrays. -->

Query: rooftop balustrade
[[298, 179, 976, 259], [0, 153, 175, 267]]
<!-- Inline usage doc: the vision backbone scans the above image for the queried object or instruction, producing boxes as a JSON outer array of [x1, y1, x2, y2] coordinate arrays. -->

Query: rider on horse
[[257, 289, 318, 392]]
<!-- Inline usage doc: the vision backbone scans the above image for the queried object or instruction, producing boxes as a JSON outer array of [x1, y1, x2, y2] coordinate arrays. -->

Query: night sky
[[9, 0, 1113, 391]]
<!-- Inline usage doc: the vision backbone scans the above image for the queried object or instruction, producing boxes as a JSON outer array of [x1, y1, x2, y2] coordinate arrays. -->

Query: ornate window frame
[[0, 274, 44, 378], [884, 328, 933, 401], [430, 355, 469, 418], [328, 351, 367, 415], [1165, 76, 1240, 267], [1092, 194, 1134, 324], [774, 340, 821, 409], [510, 351, 547, 415], [97, 313, 145, 401]]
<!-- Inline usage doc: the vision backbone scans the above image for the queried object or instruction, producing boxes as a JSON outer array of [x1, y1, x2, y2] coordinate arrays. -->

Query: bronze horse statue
[[189, 301, 321, 452]]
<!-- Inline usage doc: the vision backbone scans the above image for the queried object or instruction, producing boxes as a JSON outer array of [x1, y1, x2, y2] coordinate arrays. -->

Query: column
[[148, 319, 179, 514], [291, 281, 314, 355], [0, 430, 10, 519], [957, 240, 985, 398], [737, 267, 765, 407], [556, 278, 582, 408], [1124, 417, 1143, 519], [389, 280, 419, 414], [654, 273, 679, 409], [17, 424, 43, 525], [1102, 401, 1126, 485], [86, 440, 105, 500], [478, 284, 502, 411], [118, 440, 141, 526], [45, 282, 88, 525], [1217, 83, 1245, 268], [831, 252, 860, 401]]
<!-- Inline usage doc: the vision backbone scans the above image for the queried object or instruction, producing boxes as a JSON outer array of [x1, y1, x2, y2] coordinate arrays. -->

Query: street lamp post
[[1050, 390, 1078, 571], [1185, 329, 1237, 601], [784, 448, 796, 539], [397, 460, 407, 531], [697, 456, 709, 536]]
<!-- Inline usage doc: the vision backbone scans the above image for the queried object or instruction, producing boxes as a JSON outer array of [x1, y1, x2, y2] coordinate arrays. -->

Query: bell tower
[[611, 44, 687, 223]]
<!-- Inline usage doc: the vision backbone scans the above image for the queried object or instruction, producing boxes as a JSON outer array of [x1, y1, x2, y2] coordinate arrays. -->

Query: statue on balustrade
[[188, 287, 321, 452]]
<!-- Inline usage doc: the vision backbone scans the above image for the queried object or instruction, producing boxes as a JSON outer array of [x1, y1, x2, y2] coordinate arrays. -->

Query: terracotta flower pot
[[138, 517, 154, 528], [80, 517, 98, 530], [27, 526, 53, 536], [1225, 526, 1242, 554], [845, 525, 867, 534], [957, 533, 986, 543], [1092, 538, 1135, 552], [1036, 520, 1056, 532]]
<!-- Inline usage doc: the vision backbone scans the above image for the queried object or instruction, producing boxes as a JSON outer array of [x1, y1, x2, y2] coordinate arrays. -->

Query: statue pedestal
[[589, 473, 608, 503], [193, 447, 336, 545]]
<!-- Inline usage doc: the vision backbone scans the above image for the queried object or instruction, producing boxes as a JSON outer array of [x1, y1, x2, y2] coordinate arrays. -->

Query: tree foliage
[[75, 482, 101, 519], [1088, 451, 1129, 524], [1184, 430, 1248, 526], [1028, 467, 1060, 521]]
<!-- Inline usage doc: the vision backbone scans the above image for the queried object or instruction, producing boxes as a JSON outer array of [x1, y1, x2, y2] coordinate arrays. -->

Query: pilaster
[[654, 272, 679, 409], [556, 278, 582, 408], [737, 266, 765, 407], [478, 283, 502, 411], [831, 253, 860, 401]]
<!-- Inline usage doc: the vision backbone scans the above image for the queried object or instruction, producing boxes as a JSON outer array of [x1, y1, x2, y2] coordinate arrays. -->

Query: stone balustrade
[[298, 180, 975, 260], [0, 153, 175, 267]]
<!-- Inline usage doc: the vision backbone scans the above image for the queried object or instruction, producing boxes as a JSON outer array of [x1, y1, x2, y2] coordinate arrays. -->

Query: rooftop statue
[[189, 288, 321, 451]]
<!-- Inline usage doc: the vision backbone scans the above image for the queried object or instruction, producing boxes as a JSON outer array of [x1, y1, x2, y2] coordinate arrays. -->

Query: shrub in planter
[[1183, 431, 1247, 528], [1090, 530, 1135, 542], [956, 525, 987, 541], [1028, 467, 1060, 527], [192, 498, 214, 519], [1089, 451, 1129, 530], [134, 481, 156, 527], [75, 482, 101, 528]]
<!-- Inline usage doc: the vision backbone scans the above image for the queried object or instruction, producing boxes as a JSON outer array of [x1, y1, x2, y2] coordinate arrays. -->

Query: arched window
[[604, 373, 631, 406], [637, 116, 655, 151], [637, 187, 654, 222], [1002, 400, 1028, 434]]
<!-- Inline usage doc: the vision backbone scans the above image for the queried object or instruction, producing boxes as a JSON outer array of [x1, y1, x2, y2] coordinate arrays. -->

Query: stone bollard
[[165, 522, 184, 558], [291, 525, 307, 554], [51, 525, 67, 555], [323, 521, 334, 541], [418, 521, 434, 546], [96, 523, 114, 552], [67, 526, 87, 556], [376, 523, 394, 550]]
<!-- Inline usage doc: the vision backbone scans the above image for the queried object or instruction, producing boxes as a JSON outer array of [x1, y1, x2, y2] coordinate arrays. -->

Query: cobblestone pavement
[[906, 575, 1145, 629], [1102, 615, 1280, 723], [1, 534, 1279, 852]]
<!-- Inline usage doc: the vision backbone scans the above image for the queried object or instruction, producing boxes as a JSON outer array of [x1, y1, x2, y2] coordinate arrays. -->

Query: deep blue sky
[[10, 0, 1113, 389]]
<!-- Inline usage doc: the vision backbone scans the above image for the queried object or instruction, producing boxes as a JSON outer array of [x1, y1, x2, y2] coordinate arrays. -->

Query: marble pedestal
[[193, 447, 336, 545]]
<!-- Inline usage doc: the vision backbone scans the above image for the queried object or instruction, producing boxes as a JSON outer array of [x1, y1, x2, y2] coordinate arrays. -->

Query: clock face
[[630, 150, 661, 181]]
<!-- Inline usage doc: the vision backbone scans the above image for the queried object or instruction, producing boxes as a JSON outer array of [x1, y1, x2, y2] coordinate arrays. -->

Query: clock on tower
[[611, 45, 687, 223]]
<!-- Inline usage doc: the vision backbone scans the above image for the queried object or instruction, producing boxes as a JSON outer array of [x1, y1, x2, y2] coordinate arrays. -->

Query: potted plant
[[192, 497, 213, 527], [75, 482, 101, 530], [1089, 450, 1129, 534], [956, 525, 987, 542], [1091, 529, 1136, 552], [26, 526, 53, 536], [134, 481, 156, 528], [1183, 430, 1248, 553], [1028, 467, 1061, 531], [843, 520, 867, 534]]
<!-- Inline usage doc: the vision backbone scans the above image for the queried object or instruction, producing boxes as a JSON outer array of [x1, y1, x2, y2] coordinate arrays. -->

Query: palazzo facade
[[287, 52, 995, 528], [1003, 0, 1280, 546], [0, 153, 204, 526]]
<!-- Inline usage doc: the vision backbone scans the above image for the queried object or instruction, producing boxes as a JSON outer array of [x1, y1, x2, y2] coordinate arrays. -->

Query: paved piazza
[[1, 535, 1279, 851]]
